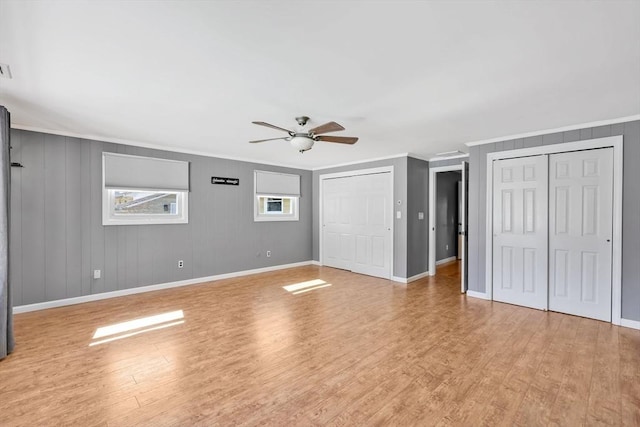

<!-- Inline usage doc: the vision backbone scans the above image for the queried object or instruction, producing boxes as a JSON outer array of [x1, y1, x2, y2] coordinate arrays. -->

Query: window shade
[[103, 153, 189, 191], [255, 170, 300, 196]]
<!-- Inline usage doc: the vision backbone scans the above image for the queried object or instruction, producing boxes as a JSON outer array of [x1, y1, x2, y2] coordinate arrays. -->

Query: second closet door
[[548, 148, 613, 321]]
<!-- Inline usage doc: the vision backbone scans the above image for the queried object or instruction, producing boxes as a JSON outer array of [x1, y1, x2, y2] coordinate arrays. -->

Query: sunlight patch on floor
[[89, 310, 185, 346], [283, 279, 332, 294], [292, 283, 332, 294]]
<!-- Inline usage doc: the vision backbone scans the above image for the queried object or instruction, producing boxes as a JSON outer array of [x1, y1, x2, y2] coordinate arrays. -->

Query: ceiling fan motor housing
[[295, 116, 310, 126]]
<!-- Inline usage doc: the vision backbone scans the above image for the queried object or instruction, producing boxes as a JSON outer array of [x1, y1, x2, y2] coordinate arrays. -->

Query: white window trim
[[253, 170, 300, 222], [102, 189, 189, 226], [102, 153, 189, 226]]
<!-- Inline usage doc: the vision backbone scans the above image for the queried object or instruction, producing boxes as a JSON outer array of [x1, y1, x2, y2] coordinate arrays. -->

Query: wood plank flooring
[[1, 262, 639, 426]]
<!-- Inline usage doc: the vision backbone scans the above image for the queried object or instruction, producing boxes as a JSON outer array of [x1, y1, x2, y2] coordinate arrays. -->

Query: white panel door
[[351, 173, 392, 279], [322, 177, 354, 271], [493, 155, 548, 310], [549, 148, 613, 321]]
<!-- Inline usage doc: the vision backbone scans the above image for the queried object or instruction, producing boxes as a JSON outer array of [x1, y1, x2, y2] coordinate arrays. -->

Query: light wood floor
[[1, 262, 639, 426]]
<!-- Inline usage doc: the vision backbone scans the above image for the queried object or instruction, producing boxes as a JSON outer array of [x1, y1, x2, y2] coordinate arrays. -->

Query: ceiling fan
[[250, 116, 358, 153]]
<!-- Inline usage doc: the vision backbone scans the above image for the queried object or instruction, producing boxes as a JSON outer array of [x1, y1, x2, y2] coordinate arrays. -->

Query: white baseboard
[[436, 256, 457, 266], [310, 260, 321, 266], [391, 272, 429, 284], [13, 261, 314, 314], [407, 271, 430, 283], [466, 290, 490, 300], [620, 318, 640, 330]]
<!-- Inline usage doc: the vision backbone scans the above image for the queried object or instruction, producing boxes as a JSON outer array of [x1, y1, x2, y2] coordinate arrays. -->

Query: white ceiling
[[1, 1, 639, 169]]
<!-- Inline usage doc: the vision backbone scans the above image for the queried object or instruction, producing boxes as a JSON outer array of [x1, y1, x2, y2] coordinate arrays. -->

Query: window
[[103, 153, 189, 225], [254, 170, 300, 222], [266, 198, 283, 213]]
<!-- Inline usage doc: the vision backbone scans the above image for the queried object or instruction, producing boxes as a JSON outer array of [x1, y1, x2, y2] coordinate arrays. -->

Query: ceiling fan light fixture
[[290, 135, 314, 153], [250, 117, 357, 153]]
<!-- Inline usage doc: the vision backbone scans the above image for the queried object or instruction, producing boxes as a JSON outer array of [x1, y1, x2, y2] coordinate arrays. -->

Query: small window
[[266, 198, 283, 213], [102, 153, 189, 225], [255, 195, 298, 221], [104, 189, 188, 225], [254, 170, 300, 222]]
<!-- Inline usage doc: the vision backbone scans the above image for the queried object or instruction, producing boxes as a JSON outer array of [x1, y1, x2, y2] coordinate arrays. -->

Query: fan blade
[[251, 121, 293, 134], [316, 135, 359, 144], [249, 137, 289, 143], [308, 121, 345, 135]]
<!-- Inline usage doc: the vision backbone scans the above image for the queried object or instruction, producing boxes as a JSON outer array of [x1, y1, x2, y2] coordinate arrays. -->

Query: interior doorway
[[429, 161, 469, 292]]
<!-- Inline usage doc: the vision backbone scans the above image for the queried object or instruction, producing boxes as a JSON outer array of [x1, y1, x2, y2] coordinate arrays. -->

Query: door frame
[[461, 160, 468, 293], [318, 166, 394, 277], [485, 135, 623, 325], [428, 164, 463, 276]]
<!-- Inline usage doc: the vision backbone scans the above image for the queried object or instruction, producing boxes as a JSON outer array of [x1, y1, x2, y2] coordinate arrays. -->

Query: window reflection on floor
[[283, 279, 332, 295], [89, 310, 185, 346]]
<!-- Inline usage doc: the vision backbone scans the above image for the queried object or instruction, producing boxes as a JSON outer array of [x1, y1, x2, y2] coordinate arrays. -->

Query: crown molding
[[464, 115, 640, 147]]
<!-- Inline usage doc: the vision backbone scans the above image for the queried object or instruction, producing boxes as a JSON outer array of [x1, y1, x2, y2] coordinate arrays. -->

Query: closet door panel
[[549, 148, 613, 321], [492, 155, 548, 310]]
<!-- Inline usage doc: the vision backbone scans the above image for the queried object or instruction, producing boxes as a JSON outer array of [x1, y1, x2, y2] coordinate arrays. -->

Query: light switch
[[418, 212, 424, 220], [396, 211, 401, 219]]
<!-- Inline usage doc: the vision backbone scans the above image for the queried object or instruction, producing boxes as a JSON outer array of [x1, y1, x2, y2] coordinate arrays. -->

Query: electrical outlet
[[266, 250, 271, 257], [446, 244, 449, 250], [178, 260, 184, 268], [93, 269, 101, 279]]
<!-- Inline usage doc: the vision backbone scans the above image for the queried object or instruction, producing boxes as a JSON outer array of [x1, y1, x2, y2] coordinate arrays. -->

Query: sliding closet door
[[322, 177, 354, 271], [493, 156, 548, 310], [322, 172, 392, 279], [549, 148, 613, 321], [351, 173, 392, 279]]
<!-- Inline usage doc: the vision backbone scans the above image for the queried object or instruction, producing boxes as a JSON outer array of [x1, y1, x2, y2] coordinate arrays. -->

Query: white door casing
[[461, 160, 469, 293], [549, 148, 613, 321], [428, 163, 464, 276], [492, 155, 549, 310]]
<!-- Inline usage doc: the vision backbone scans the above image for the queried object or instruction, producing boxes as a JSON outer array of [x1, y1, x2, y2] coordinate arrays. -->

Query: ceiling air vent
[[0, 63, 13, 79], [430, 150, 468, 161]]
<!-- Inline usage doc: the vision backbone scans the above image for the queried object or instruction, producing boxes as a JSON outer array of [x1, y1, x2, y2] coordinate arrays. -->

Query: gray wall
[[467, 120, 640, 321], [312, 157, 408, 278], [436, 171, 460, 261], [9, 130, 312, 306], [407, 157, 429, 277]]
